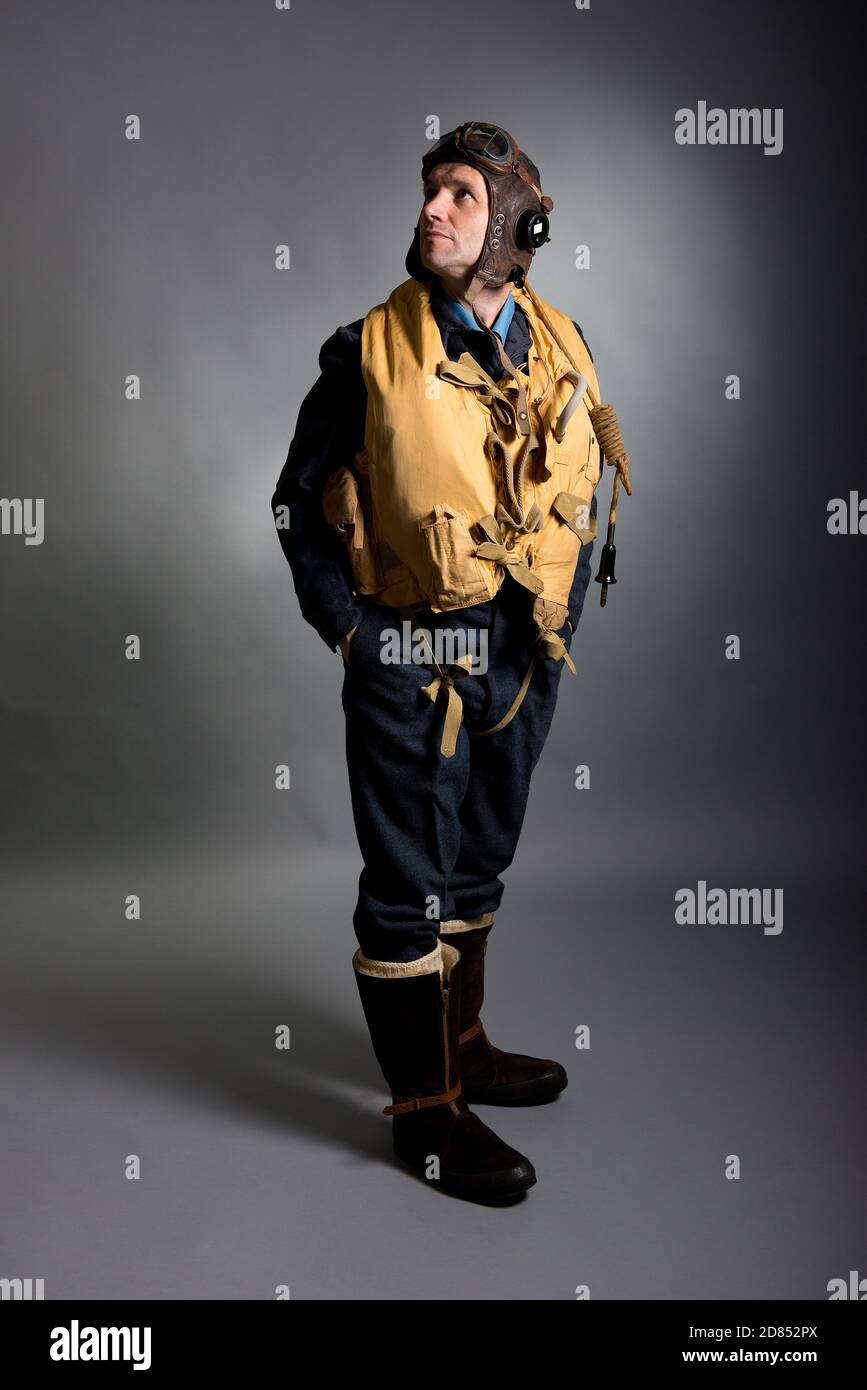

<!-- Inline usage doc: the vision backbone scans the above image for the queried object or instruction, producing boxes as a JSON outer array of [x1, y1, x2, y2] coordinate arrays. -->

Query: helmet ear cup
[[515, 207, 550, 252]]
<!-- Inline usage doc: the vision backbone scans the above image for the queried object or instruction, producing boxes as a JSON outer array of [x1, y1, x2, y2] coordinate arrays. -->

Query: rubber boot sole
[[394, 1148, 537, 1203], [462, 1064, 568, 1107]]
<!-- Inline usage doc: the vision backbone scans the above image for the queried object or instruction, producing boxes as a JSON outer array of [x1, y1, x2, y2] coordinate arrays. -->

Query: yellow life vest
[[324, 276, 602, 630]]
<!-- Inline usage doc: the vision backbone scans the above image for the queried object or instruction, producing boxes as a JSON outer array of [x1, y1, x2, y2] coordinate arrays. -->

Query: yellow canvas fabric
[[353, 276, 603, 612]]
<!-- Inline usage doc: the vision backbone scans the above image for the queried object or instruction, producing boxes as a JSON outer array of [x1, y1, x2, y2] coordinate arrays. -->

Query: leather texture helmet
[[405, 120, 554, 292]]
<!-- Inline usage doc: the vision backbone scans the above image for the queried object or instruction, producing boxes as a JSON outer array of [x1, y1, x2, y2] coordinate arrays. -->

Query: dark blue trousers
[[341, 578, 574, 962]]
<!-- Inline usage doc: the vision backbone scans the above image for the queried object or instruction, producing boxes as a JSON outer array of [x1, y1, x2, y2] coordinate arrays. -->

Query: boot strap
[[458, 1020, 484, 1045], [383, 1081, 463, 1115]]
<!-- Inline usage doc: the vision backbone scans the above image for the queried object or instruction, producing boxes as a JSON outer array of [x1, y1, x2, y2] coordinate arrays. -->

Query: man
[[272, 121, 620, 1205]]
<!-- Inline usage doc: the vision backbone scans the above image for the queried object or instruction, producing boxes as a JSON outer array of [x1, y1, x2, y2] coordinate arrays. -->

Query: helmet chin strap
[[463, 271, 543, 534]]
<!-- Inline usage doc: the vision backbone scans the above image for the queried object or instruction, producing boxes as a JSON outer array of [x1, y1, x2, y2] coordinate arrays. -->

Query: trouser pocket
[[342, 601, 375, 677]]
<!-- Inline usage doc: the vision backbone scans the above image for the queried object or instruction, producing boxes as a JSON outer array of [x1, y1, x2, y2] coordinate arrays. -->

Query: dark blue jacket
[[271, 282, 598, 652]]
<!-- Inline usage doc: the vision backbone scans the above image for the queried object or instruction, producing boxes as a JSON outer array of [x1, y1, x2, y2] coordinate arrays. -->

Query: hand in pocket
[[339, 625, 359, 668]]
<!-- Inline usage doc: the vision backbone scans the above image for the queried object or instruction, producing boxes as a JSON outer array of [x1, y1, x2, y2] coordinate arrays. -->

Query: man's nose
[[422, 190, 450, 223]]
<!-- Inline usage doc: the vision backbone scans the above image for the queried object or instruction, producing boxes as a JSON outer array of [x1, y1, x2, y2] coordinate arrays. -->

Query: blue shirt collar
[[430, 277, 516, 345]]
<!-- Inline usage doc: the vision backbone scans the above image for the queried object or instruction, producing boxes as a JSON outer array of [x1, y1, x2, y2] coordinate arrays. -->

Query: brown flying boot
[[352, 939, 536, 1203], [441, 914, 568, 1105]]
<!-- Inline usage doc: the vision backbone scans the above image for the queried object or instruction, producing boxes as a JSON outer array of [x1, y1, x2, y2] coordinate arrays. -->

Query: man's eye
[[423, 187, 472, 201]]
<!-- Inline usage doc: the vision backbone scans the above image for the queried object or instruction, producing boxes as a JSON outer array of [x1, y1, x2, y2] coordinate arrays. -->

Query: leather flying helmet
[[405, 120, 554, 297]]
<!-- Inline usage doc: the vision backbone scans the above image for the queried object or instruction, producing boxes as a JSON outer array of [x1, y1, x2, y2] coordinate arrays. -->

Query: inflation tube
[[553, 371, 589, 442]]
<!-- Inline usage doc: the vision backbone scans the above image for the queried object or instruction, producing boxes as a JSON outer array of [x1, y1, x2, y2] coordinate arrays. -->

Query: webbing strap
[[403, 611, 576, 753], [469, 651, 539, 739], [469, 627, 576, 740], [473, 513, 543, 594], [417, 637, 475, 759]]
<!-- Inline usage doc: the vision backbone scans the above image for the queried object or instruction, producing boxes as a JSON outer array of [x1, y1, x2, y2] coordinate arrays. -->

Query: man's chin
[[420, 247, 447, 271], [420, 249, 468, 278]]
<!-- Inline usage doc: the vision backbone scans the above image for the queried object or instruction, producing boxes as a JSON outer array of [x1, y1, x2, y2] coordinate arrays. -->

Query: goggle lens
[[462, 123, 511, 164]]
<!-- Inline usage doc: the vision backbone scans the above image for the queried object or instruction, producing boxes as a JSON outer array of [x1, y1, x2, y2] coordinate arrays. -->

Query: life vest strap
[[474, 513, 544, 593], [418, 643, 475, 759], [469, 625, 576, 740], [400, 606, 575, 755]]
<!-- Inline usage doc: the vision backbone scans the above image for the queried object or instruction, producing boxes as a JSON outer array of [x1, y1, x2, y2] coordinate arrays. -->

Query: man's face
[[417, 162, 489, 280]]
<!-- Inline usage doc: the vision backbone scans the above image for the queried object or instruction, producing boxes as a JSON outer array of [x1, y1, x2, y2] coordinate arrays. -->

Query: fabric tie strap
[[416, 613, 576, 752], [419, 643, 476, 759], [473, 514, 544, 594], [537, 626, 577, 674], [436, 356, 523, 435], [469, 622, 576, 741]]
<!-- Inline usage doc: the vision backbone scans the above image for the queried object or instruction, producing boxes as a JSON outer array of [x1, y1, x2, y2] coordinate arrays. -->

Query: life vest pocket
[[418, 504, 493, 610], [553, 418, 602, 491], [583, 430, 603, 489], [322, 464, 386, 595]]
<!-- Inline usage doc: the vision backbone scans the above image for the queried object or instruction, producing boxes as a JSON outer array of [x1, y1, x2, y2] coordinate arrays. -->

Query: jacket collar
[[427, 276, 529, 376], [429, 276, 516, 343]]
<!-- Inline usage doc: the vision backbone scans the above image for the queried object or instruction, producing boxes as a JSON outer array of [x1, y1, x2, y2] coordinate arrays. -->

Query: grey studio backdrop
[[1, 0, 864, 1302]]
